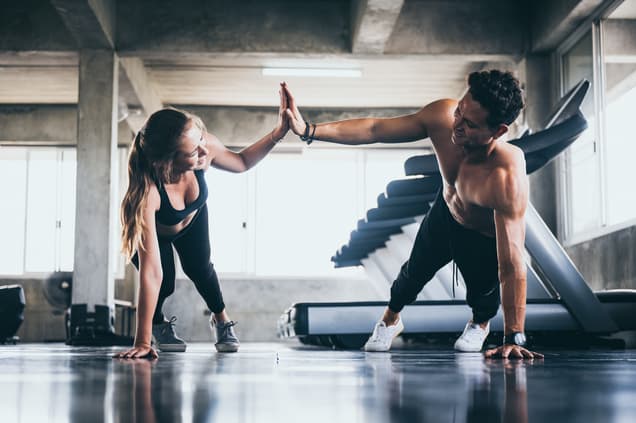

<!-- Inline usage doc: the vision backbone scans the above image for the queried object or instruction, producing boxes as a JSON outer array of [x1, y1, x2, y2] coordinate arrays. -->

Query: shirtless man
[[283, 70, 543, 359]]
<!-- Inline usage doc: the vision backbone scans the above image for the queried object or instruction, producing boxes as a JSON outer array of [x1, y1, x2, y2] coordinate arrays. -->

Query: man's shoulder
[[487, 145, 528, 212], [493, 142, 525, 172], [419, 98, 457, 116], [414, 98, 457, 132]]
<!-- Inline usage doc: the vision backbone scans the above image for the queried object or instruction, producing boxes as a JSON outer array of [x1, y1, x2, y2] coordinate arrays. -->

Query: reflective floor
[[1, 343, 635, 423]]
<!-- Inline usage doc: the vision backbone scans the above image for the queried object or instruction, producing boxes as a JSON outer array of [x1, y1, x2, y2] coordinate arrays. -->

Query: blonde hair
[[120, 108, 206, 259]]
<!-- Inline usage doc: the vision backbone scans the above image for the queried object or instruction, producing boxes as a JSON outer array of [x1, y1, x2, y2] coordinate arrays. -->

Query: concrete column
[[522, 54, 558, 234], [72, 49, 118, 312]]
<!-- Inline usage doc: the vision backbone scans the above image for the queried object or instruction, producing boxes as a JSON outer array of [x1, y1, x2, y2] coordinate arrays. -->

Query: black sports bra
[[155, 169, 208, 226]]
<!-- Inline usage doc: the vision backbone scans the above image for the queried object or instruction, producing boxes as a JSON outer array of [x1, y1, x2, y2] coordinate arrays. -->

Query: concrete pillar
[[522, 54, 559, 234], [71, 50, 118, 317]]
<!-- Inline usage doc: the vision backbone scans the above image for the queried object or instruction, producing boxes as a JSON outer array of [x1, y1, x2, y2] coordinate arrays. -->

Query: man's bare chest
[[438, 156, 493, 207]]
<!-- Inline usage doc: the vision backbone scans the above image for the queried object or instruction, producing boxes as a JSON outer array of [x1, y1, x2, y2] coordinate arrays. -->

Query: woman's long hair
[[120, 108, 206, 260]]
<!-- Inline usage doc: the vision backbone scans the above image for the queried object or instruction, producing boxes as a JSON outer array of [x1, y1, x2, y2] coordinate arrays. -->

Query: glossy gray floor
[[1, 343, 635, 423]]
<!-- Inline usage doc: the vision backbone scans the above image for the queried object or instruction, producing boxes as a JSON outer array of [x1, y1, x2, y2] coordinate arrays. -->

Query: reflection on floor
[[1, 343, 635, 422]]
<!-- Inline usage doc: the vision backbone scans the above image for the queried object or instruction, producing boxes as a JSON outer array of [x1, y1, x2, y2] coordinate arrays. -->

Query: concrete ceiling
[[610, 0, 636, 19], [0, 0, 614, 114], [0, 0, 530, 113]]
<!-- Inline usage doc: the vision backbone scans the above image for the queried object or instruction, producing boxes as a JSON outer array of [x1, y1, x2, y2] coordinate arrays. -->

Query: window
[[2, 145, 421, 278], [558, 6, 636, 243], [0, 147, 77, 274], [203, 148, 423, 277], [0, 146, 126, 276], [602, 19, 636, 226], [561, 30, 603, 237], [206, 169, 250, 274], [0, 148, 28, 274]]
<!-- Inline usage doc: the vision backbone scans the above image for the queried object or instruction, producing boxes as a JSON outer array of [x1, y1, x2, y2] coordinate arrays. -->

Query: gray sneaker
[[211, 318, 240, 353], [152, 316, 187, 352]]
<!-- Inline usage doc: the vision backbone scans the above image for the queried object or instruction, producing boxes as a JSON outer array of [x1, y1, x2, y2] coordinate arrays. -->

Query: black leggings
[[388, 190, 500, 324], [132, 204, 225, 324]]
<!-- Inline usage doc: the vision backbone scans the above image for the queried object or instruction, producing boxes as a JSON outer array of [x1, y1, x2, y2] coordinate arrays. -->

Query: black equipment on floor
[[0, 285, 26, 344]]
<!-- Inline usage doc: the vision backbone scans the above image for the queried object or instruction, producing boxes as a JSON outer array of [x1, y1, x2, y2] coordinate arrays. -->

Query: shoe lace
[[217, 320, 237, 337], [370, 323, 387, 341], [163, 316, 178, 335]]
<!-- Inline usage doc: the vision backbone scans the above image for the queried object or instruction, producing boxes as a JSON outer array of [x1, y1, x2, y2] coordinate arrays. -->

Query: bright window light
[[262, 67, 362, 78]]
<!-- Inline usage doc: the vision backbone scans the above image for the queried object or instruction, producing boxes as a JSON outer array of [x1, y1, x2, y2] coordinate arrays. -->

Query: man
[[282, 70, 543, 359]]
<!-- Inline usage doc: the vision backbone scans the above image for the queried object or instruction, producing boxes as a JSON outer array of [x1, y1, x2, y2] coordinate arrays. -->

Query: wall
[[162, 276, 383, 342], [566, 227, 636, 291]]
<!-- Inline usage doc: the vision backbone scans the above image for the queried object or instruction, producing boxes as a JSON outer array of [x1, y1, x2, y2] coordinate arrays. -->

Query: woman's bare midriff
[[155, 209, 198, 237]]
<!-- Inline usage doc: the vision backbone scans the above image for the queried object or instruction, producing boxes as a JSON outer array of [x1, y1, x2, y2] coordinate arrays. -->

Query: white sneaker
[[364, 319, 404, 352], [454, 321, 490, 352]]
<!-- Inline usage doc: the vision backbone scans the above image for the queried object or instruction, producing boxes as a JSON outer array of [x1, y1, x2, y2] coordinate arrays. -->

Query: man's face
[[451, 92, 500, 148]]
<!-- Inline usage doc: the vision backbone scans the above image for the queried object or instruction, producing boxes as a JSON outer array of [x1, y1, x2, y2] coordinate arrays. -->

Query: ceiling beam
[[531, 0, 605, 52], [50, 0, 115, 49], [119, 57, 164, 132], [351, 0, 405, 54]]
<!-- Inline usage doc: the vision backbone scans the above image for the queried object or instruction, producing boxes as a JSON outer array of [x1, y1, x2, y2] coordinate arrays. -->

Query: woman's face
[[173, 119, 208, 173]]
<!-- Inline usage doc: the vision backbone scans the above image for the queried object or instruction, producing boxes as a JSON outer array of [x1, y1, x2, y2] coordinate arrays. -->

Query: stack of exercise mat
[[278, 79, 636, 349]]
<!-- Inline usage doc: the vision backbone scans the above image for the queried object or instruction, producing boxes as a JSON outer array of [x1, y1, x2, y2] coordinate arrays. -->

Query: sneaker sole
[[215, 343, 239, 353], [152, 336, 187, 352], [364, 344, 391, 352], [454, 346, 483, 352], [156, 344, 187, 352], [454, 340, 486, 352]]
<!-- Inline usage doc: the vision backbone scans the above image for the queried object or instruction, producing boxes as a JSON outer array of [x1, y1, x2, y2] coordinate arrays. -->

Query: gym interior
[[1, 1, 636, 422]]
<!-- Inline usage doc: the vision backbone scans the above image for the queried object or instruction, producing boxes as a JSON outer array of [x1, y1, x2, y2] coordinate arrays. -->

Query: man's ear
[[492, 124, 508, 140]]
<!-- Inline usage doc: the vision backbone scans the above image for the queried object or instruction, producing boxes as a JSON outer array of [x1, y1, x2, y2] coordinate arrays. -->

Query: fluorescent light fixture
[[262, 67, 362, 78]]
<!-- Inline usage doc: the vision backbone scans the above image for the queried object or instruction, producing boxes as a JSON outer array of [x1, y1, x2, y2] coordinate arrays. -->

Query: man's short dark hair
[[467, 70, 524, 128]]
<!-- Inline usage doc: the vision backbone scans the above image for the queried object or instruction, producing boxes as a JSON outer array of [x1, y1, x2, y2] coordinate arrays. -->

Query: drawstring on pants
[[452, 261, 458, 298]]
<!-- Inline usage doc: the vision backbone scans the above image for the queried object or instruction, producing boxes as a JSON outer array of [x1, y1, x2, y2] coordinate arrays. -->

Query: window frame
[[555, 0, 635, 246], [0, 145, 128, 278]]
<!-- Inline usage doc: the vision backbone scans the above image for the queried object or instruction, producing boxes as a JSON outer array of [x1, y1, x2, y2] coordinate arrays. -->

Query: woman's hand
[[113, 343, 158, 360], [281, 82, 307, 136], [272, 82, 291, 141]]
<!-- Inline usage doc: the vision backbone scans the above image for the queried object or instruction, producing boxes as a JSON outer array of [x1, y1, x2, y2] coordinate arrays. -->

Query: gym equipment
[[0, 285, 25, 344]]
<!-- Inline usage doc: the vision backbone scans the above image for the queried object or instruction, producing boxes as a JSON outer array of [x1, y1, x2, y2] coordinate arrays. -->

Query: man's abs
[[443, 185, 495, 237]]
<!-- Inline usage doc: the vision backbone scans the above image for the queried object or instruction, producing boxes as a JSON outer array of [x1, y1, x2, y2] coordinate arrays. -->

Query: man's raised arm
[[282, 82, 450, 145]]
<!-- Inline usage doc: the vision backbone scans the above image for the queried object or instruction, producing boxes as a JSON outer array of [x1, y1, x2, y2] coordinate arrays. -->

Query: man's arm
[[492, 167, 528, 335], [282, 82, 453, 145], [485, 164, 542, 359]]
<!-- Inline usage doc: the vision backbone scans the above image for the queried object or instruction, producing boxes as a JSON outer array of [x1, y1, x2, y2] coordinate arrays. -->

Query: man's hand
[[281, 82, 307, 136], [484, 344, 544, 360], [272, 82, 290, 141]]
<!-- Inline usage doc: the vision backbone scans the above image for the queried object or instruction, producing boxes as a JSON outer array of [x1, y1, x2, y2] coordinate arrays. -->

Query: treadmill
[[278, 80, 636, 349]]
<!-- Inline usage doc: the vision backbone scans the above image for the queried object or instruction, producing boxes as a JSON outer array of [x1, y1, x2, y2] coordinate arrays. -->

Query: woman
[[114, 84, 288, 359]]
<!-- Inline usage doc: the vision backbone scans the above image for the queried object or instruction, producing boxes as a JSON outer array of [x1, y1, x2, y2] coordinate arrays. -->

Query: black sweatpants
[[132, 204, 225, 324], [388, 190, 500, 324]]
